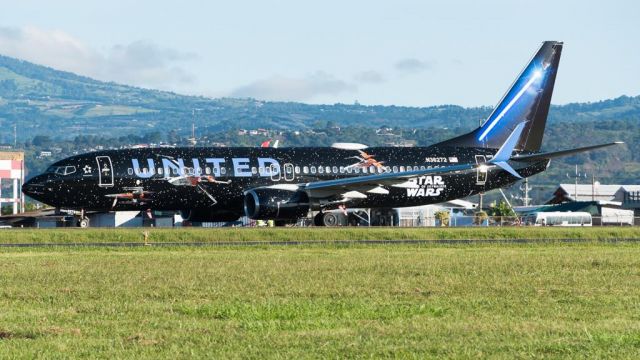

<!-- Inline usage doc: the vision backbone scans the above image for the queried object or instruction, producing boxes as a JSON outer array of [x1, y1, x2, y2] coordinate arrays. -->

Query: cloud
[[230, 71, 356, 102], [394, 58, 432, 73], [104, 40, 198, 88], [353, 70, 385, 84], [0, 26, 197, 91]]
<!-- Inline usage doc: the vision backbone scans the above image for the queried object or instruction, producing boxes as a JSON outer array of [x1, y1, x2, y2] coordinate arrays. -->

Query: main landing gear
[[315, 211, 341, 226], [314, 209, 370, 227]]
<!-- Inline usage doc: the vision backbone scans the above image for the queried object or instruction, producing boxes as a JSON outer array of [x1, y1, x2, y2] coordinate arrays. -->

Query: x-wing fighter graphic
[[106, 187, 153, 208], [345, 150, 386, 170]]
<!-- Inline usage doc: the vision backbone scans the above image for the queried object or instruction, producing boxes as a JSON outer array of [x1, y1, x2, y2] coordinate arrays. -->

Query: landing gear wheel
[[78, 217, 90, 228], [322, 212, 340, 227]]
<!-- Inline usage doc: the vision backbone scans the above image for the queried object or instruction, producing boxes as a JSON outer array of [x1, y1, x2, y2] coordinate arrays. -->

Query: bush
[[474, 211, 488, 225], [435, 210, 450, 227]]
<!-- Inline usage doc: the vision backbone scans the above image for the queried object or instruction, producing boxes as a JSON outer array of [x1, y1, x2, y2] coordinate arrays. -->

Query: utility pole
[[592, 172, 595, 201], [519, 178, 532, 206], [567, 165, 586, 202], [13, 124, 17, 148]]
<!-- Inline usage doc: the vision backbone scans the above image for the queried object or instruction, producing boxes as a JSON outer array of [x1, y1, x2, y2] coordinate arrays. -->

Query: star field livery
[[23, 41, 623, 226]]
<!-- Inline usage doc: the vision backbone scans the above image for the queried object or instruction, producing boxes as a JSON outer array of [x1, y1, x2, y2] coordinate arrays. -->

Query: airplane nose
[[22, 177, 47, 199]]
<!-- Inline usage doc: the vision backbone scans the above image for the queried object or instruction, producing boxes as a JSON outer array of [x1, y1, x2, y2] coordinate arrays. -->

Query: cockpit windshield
[[46, 165, 76, 175]]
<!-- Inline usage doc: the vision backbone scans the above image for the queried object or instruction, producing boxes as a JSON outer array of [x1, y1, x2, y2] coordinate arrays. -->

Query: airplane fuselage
[[23, 145, 548, 220]]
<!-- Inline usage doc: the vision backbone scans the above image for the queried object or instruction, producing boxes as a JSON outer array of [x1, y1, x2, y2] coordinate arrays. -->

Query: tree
[[434, 210, 450, 227], [474, 211, 488, 226], [489, 201, 516, 225], [32, 135, 52, 147]]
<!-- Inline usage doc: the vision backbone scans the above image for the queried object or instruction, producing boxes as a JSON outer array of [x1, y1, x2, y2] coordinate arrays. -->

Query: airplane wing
[[294, 164, 476, 199], [304, 164, 473, 190], [511, 142, 623, 162]]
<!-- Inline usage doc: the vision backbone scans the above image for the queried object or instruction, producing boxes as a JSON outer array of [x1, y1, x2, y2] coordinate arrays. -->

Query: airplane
[[22, 41, 623, 227]]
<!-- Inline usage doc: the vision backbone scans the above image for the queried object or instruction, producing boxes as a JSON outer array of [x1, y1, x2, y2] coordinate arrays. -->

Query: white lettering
[[233, 158, 251, 177], [162, 158, 185, 177], [205, 158, 225, 176], [132, 159, 155, 178], [258, 157, 280, 176]]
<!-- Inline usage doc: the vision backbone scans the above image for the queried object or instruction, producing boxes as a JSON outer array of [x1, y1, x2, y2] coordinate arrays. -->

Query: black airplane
[[22, 41, 622, 227]]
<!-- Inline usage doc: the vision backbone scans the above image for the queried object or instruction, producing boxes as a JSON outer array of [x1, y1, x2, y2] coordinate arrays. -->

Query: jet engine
[[180, 209, 241, 223], [244, 189, 310, 220]]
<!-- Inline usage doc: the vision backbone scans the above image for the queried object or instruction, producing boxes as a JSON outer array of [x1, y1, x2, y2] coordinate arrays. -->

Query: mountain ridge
[[0, 53, 639, 143]]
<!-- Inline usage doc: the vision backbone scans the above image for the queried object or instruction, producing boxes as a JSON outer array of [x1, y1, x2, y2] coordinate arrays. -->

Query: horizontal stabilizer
[[512, 142, 624, 162], [488, 122, 526, 178]]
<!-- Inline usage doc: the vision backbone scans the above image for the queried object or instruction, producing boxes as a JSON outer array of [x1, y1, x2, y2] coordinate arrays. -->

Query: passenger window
[[393, 166, 398, 173], [295, 166, 300, 174], [339, 166, 345, 173], [332, 166, 338, 174], [251, 167, 258, 175], [310, 166, 316, 174], [65, 166, 76, 175], [318, 166, 324, 174], [369, 166, 376, 174], [128, 168, 133, 175], [205, 167, 211, 175], [347, 167, 352, 174], [157, 168, 163, 175], [326, 166, 331, 173], [221, 167, 227, 175], [303, 166, 309, 174], [400, 166, 405, 172]]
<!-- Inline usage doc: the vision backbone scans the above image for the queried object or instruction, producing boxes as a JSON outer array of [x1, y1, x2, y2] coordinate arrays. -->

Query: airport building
[[0, 151, 25, 214]]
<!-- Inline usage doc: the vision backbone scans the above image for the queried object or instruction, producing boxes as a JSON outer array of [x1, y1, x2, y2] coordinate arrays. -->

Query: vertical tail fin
[[437, 41, 563, 151]]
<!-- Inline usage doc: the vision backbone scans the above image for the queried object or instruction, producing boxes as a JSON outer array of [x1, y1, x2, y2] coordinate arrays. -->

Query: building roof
[[547, 184, 633, 204]]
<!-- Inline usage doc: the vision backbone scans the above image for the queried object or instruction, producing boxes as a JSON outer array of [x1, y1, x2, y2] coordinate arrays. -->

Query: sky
[[0, 0, 638, 107]]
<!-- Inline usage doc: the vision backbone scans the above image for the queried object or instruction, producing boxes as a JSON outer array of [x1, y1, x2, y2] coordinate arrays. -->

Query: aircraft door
[[270, 164, 281, 181], [284, 163, 294, 181], [96, 156, 114, 187], [475, 155, 487, 186]]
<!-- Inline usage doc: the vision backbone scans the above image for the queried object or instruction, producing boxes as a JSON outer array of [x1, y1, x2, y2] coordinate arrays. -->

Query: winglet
[[489, 122, 527, 178]]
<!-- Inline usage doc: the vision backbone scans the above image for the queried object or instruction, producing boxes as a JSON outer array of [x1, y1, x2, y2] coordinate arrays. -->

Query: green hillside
[[1, 54, 639, 142]]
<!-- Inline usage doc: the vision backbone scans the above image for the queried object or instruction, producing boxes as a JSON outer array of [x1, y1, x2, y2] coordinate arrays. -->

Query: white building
[[0, 151, 25, 214]]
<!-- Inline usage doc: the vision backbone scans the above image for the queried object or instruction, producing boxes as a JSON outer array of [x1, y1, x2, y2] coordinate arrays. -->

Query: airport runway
[[1, 238, 640, 248]]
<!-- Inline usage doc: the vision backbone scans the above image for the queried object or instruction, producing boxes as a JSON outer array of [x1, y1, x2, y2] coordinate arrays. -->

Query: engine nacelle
[[244, 189, 310, 220], [180, 209, 241, 223]]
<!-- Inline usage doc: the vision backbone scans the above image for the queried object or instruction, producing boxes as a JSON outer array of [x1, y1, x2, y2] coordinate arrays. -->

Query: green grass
[[0, 227, 639, 244], [1, 241, 640, 358]]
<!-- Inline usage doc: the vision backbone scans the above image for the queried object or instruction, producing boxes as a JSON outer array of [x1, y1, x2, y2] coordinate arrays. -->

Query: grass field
[[1, 226, 639, 244], [1, 229, 640, 358]]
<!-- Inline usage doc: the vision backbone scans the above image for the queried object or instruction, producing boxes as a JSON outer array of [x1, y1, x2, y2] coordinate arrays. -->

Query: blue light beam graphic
[[478, 70, 542, 141]]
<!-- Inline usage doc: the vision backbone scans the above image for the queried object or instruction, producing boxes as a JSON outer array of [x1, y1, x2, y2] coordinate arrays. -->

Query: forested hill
[[0, 53, 639, 143]]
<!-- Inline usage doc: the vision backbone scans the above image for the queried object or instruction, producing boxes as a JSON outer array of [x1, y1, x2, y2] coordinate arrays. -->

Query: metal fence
[[426, 215, 640, 227], [200, 215, 640, 228]]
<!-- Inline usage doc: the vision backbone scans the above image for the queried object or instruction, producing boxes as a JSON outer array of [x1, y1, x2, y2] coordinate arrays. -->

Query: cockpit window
[[47, 165, 76, 175]]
